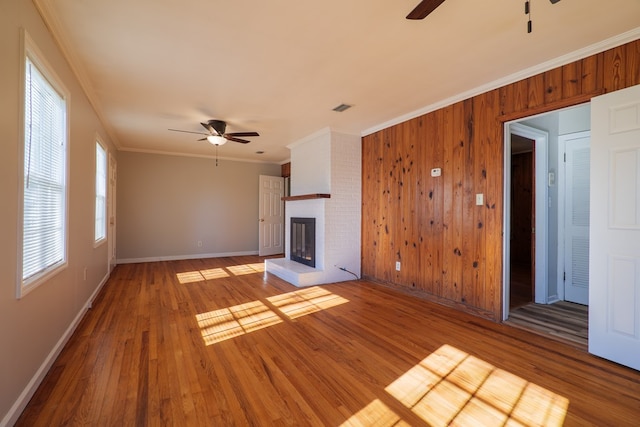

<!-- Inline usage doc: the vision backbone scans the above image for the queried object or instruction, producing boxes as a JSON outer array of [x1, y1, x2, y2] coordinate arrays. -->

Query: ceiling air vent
[[332, 103, 352, 112]]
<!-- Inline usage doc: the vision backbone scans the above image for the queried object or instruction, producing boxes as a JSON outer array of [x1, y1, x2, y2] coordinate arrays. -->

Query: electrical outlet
[[395, 261, 401, 271], [197, 240, 203, 247]]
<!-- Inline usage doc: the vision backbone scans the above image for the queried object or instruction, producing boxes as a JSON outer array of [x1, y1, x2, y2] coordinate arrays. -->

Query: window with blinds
[[19, 43, 69, 297], [95, 141, 107, 242]]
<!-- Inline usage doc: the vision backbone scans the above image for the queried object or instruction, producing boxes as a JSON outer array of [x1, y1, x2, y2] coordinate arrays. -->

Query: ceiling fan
[[168, 119, 259, 146], [406, 0, 446, 20]]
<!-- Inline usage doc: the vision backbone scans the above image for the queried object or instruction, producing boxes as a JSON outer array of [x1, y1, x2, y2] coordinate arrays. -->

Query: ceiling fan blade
[[168, 128, 209, 136], [225, 136, 251, 144], [406, 0, 446, 20], [197, 137, 207, 141], [200, 121, 217, 134], [225, 132, 260, 137]]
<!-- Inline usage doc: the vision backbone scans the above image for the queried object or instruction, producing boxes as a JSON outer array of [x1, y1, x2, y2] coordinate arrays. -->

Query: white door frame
[[503, 122, 549, 320]]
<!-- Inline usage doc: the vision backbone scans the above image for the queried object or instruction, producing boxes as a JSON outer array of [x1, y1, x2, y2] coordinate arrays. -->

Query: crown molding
[[118, 146, 280, 165]]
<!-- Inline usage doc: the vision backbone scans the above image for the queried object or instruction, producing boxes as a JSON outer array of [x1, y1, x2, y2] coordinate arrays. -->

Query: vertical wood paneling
[[544, 68, 563, 104], [562, 61, 582, 99], [449, 102, 465, 303], [471, 95, 485, 309], [361, 39, 640, 320], [416, 115, 431, 293], [483, 89, 503, 315], [402, 119, 419, 289], [499, 84, 515, 116], [604, 46, 626, 92], [513, 79, 529, 112], [626, 40, 640, 86], [580, 53, 602, 94], [441, 104, 456, 301], [429, 110, 445, 295], [460, 99, 475, 306], [384, 129, 397, 284], [527, 74, 545, 109]]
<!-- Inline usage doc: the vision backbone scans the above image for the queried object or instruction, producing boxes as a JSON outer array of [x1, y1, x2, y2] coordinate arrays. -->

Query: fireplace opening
[[290, 217, 316, 267]]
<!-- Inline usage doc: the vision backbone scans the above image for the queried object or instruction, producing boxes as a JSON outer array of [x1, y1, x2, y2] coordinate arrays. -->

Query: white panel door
[[258, 175, 284, 256], [564, 133, 590, 305], [590, 84, 640, 371]]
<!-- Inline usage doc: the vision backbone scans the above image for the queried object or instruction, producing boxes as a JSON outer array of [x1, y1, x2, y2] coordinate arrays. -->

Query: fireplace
[[290, 217, 316, 267]]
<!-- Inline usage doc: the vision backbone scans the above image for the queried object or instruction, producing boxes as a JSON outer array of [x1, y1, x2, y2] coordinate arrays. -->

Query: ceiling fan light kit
[[206, 135, 227, 146], [168, 119, 260, 166]]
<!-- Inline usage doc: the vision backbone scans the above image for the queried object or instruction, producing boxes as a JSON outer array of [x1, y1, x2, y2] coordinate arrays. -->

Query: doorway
[[503, 104, 591, 346], [509, 135, 534, 309], [258, 175, 285, 256], [503, 123, 549, 319]]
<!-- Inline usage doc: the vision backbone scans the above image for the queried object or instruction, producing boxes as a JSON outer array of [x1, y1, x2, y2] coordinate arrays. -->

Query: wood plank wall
[[510, 151, 533, 266], [361, 39, 640, 321]]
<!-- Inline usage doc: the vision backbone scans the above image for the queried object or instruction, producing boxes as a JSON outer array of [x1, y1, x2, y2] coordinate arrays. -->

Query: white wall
[[559, 104, 591, 135], [290, 128, 332, 195], [117, 151, 281, 262], [0, 2, 117, 424]]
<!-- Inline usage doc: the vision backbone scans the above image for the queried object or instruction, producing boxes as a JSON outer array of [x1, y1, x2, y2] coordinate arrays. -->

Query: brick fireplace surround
[[265, 128, 361, 287]]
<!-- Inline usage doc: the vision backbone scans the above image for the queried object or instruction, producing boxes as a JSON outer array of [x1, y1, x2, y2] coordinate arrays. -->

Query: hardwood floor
[[509, 262, 533, 310], [507, 302, 589, 350], [16, 256, 640, 426]]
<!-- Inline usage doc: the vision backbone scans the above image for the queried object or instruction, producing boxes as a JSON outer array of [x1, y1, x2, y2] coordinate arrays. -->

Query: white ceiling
[[35, 0, 640, 164]]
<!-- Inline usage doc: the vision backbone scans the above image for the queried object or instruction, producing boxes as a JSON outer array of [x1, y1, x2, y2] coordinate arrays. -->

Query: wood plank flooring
[[16, 256, 640, 426], [506, 302, 589, 350]]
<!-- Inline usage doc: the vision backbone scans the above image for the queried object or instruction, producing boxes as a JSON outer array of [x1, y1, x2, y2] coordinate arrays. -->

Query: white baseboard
[[117, 250, 259, 264], [1, 271, 111, 427]]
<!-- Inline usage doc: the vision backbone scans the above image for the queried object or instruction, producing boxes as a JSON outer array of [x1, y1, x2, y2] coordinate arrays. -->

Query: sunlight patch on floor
[[384, 344, 569, 426], [197, 286, 349, 345], [200, 268, 230, 280], [267, 286, 350, 319], [176, 271, 208, 284], [339, 399, 405, 427], [227, 262, 265, 275], [196, 300, 282, 345], [177, 262, 264, 284]]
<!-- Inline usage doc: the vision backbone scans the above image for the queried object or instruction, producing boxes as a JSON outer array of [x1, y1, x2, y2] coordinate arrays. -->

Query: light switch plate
[[476, 193, 483, 206]]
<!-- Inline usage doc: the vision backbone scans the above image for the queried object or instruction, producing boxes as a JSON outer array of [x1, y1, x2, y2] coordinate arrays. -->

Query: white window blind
[[22, 56, 68, 289], [95, 142, 107, 242]]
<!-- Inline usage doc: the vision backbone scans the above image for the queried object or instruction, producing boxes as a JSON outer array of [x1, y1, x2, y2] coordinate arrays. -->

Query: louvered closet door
[[564, 133, 590, 305]]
